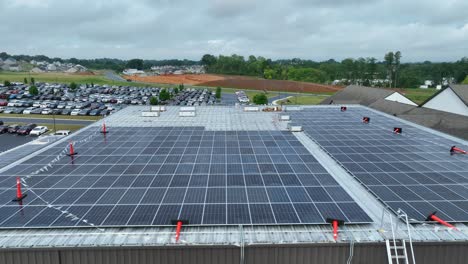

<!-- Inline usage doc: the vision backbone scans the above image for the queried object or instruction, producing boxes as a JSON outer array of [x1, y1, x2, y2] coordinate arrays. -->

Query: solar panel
[[0, 126, 371, 228], [291, 107, 468, 223]]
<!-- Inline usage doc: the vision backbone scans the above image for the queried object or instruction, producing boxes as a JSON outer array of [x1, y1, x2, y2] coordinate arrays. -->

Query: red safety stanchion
[[426, 212, 457, 230], [171, 220, 189, 242], [450, 146, 467, 155], [326, 218, 344, 241], [12, 177, 27, 202], [66, 141, 78, 156], [362, 117, 370, 124], [340, 106, 347, 112], [100, 121, 108, 134], [393, 127, 402, 134]]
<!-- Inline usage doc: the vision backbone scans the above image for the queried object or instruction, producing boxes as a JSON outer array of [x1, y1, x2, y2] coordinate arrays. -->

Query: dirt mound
[[125, 74, 225, 85], [125, 74, 342, 93]]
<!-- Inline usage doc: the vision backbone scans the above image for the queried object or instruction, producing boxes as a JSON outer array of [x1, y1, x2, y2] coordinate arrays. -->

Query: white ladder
[[386, 239, 409, 264], [384, 209, 416, 264]]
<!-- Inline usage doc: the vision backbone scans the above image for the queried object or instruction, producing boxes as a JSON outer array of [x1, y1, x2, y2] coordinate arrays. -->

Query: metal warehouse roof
[[0, 105, 467, 249]]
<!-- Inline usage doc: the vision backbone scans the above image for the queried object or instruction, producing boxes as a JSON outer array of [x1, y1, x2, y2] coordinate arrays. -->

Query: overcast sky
[[1, 0, 467, 62]]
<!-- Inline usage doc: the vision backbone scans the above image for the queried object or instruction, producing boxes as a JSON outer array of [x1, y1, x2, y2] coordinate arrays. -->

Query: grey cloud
[[0, 0, 467, 61]]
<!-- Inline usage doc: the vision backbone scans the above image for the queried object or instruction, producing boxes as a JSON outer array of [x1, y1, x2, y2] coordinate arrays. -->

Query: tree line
[[2, 51, 467, 88], [202, 53, 468, 88]]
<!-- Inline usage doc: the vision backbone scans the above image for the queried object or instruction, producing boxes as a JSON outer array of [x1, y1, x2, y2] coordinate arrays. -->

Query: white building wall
[[384, 92, 418, 106], [422, 88, 468, 116]]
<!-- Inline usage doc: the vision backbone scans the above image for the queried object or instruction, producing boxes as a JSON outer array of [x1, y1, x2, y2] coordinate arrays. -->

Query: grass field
[[0, 113, 100, 121], [276, 95, 328, 105], [399, 88, 438, 105]]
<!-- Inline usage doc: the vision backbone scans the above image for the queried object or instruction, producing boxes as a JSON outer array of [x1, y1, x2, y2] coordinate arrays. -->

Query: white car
[[29, 126, 48, 136], [41, 108, 52, 115], [54, 130, 70, 136], [70, 109, 81, 116], [23, 107, 36, 114]]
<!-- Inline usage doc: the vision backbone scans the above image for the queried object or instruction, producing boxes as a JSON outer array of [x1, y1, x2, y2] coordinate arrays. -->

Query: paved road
[[0, 117, 94, 125], [105, 71, 127, 82]]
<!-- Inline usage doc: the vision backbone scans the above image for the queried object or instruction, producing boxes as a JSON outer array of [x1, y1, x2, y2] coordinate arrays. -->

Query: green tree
[[253, 94, 268, 105], [384, 52, 395, 87], [30, 77, 35, 84], [29, 85, 39, 96], [69, 82, 77, 91], [126, 59, 144, 70], [24, 77, 28, 84], [4, 80, 11, 86], [174, 87, 179, 94], [149, 96, 159, 105], [215, 87, 221, 99], [159, 89, 170, 101], [394, 51, 402, 88], [178, 84, 184, 91]]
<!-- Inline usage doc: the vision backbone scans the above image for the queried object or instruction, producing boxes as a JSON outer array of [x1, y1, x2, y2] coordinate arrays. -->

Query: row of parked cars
[[0, 121, 47, 136], [172, 89, 217, 106]]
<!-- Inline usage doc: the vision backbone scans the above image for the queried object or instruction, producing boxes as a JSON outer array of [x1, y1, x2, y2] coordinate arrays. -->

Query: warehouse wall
[[1, 242, 467, 264]]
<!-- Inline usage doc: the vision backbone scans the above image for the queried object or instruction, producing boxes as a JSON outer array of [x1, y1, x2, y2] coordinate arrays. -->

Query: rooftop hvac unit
[[180, 107, 196, 112], [288, 124, 302, 132], [179, 111, 196, 117], [150, 106, 166, 112], [284, 106, 302, 111], [280, 115, 290, 121], [141, 111, 160, 117], [244, 106, 259, 112]]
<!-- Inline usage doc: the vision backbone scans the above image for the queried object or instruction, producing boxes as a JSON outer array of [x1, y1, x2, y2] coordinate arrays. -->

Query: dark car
[[8, 124, 21, 134], [31, 108, 42, 114], [0, 120, 3, 125], [17, 124, 37, 135], [0, 125, 8, 133], [61, 109, 71, 115], [78, 109, 90, 116], [89, 109, 102, 116], [100, 110, 110, 116]]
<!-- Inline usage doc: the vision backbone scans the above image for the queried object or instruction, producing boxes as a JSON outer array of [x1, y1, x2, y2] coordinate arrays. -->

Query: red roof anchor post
[[362, 117, 370, 124], [66, 141, 78, 156], [326, 218, 345, 241], [340, 106, 347, 112], [393, 127, 402, 134], [450, 146, 467, 155], [12, 177, 27, 202], [426, 212, 457, 230], [172, 220, 189, 242], [100, 121, 108, 134]]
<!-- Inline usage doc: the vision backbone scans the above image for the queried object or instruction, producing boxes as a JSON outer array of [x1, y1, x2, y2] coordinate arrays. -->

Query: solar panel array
[[291, 107, 468, 222], [0, 127, 371, 228]]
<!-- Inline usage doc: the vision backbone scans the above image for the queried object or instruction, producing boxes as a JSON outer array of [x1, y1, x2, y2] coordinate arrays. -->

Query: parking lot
[[0, 133, 36, 153], [0, 83, 227, 118]]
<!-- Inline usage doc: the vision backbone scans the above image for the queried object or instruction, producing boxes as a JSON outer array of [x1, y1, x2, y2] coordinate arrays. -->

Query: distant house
[[46, 64, 57, 71], [123, 69, 145, 75], [421, 85, 468, 116], [4, 57, 17, 65]]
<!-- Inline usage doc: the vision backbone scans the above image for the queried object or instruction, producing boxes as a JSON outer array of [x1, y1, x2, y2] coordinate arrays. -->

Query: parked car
[[78, 109, 90, 116], [0, 125, 9, 133], [17, 124, 37, 135], [8, 124, 21, 133], [61, 109, 72, 115], [29, 126, 48, 136], [89, 109, 101, 116], [0, 120, 3, 125], [31, 108, 43, 114], [23, 107, 36, 114], [54, 130, 70, 136], [70, 109, 81, 116], [41, 108, 53, 115]]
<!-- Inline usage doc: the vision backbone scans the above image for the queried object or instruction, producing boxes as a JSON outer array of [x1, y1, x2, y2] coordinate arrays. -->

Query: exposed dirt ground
[[124, 74, 343, 93]]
